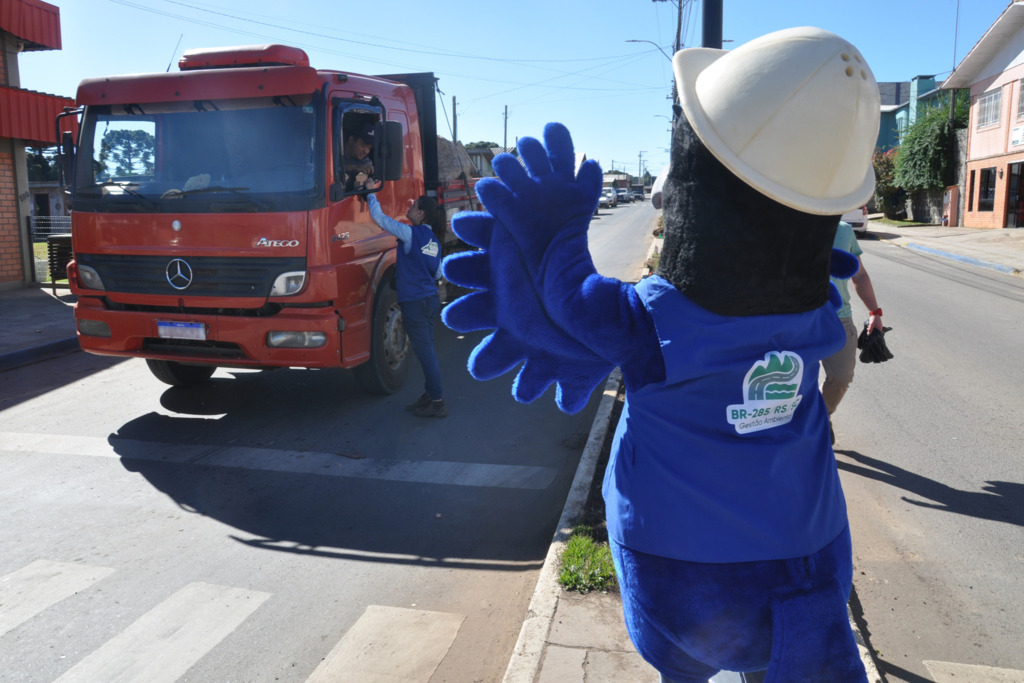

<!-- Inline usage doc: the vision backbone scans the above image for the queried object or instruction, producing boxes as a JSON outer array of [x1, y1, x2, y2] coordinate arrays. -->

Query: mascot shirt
[[603, 275, 849, 563]]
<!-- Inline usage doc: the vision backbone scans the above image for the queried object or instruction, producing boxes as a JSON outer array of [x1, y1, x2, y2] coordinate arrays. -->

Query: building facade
[[943, 1, 1024, 229], [0, 0, 74, 289]]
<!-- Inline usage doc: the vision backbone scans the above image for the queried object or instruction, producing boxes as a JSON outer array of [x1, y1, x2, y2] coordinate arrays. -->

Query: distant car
[[617, 188, 632, 203], [841, 205, 868, 234], [600, 188, 617, 208], [632, 189, 645, 201]]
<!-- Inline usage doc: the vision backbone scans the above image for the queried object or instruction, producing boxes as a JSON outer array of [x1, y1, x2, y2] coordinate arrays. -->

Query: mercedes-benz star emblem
[[166, 258, 193, 290]]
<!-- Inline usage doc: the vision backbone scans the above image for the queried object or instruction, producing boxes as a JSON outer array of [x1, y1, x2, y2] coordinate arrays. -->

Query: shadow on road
[[104, 331, 599, 571], [836, 449, 1024, 528]]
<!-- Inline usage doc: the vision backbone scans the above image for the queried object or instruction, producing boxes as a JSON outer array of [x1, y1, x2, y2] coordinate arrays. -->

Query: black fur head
[[657, 114, 840, 316]]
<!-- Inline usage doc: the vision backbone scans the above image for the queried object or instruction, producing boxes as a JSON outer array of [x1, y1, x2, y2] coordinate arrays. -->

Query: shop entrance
[[1006, 163, 1024, 227]]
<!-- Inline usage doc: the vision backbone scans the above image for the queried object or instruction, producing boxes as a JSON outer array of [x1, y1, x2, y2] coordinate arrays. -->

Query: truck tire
[[146, 359, 216, 387], [353, 280, 410, 394]]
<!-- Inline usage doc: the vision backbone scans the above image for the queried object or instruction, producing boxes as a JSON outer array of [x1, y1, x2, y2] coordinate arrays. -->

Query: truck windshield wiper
[[162, 185, 271, 210], [80, 180, 158, 210]]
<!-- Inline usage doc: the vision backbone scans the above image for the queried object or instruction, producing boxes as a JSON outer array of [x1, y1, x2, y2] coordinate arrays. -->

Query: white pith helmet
[[673, 26, 881, 215]]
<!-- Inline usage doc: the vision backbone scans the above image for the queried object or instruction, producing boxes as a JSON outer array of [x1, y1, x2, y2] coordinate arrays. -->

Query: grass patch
[[871, 217, 932, 227], [559, 524, 617, 593]]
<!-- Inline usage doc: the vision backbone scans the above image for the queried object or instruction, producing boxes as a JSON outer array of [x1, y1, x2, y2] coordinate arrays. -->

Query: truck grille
[[76, 254, 306, 298]]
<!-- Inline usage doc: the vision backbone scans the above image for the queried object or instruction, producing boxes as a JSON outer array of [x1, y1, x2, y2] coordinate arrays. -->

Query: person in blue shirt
[[367, 192, 447, 417]]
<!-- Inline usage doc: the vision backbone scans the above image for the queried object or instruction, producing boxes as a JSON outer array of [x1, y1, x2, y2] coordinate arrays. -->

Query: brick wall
[[0, 147, 26, 284]]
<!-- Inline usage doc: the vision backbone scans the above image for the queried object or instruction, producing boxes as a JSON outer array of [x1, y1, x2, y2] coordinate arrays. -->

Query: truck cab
[[61, 45, 467, 394]]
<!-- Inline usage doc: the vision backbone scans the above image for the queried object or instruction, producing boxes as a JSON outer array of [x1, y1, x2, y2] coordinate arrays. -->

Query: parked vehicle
[[56, 44, 480, 394], [601, 187, 618, 207], [617, 188, 632, 203], [632, 189, 645, 201], [841, 205, 868, 234]]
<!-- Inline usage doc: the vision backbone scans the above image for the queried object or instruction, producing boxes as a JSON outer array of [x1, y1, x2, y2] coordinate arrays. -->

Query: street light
[[626, 39, 673, 61]]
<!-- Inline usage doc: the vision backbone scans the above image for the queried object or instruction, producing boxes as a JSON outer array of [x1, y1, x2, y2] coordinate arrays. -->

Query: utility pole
[[452, 96, 457, 143], [503, 106, 509, 150], [638, 151, 646, 184], [702, 0, 722, 49]]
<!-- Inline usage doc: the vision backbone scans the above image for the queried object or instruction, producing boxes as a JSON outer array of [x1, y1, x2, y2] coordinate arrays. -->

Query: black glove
[[857, 323, 894, 363]]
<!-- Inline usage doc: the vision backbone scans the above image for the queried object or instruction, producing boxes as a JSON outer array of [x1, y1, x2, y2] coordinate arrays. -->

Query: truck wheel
[[353, 281, 410, 394], [146, 359, 216, 387]]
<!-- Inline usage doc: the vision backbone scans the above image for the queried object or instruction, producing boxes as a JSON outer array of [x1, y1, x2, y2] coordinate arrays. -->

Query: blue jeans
[[400, 295, 443, 400]]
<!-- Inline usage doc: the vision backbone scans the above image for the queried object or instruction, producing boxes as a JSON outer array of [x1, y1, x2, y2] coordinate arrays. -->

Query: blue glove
[[443, 210, 614, 414]]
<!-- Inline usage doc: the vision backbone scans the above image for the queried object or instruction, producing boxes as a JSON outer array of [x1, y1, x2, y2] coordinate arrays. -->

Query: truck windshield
[[73, 94, 322, 213]]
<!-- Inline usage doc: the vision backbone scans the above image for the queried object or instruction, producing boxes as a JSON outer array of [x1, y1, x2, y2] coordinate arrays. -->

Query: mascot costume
[[442, 27, 880, 682]]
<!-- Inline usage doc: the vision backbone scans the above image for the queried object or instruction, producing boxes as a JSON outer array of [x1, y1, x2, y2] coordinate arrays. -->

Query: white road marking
[[54, 581, 270, 683], [306, 605, 464, 683], [0, 560, 115, 638], [1, 431, 558, 489], [924, 661, 1024, 682]]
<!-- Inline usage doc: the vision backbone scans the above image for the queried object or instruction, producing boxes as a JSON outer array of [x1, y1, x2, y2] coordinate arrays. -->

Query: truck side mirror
[[382, 121, 403, 181], [59, 130, 76, 189]]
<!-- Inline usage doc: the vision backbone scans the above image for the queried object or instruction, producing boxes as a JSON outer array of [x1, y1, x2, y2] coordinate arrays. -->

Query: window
[[968, 170, 975, 212], [977, 89, 1002, 129], [978, 167, 997, 212], [1018, 80, 1024, 119], [333, 103, 382, 194]]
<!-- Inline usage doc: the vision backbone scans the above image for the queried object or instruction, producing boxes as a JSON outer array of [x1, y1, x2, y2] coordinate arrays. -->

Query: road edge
[[501, 370, 622, 683]]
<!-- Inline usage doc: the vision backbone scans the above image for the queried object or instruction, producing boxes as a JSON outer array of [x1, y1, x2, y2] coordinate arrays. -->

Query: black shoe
[[406, 393, 431, 412], [414, 399, 447, 418]]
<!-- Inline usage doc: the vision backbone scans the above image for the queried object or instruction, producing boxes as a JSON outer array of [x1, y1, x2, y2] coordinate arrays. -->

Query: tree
[[872, 148, 900, 218], [99, 129, 155, 178], [465, 141, 500, 150], [26, 146, 59, 182], [894, 91, 969, 193]]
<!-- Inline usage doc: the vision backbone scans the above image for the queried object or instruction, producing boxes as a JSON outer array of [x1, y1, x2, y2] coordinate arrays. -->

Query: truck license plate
[[157, 321, 206, 340]]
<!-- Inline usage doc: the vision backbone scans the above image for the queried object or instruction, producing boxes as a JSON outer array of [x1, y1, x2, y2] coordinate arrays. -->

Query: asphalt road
[[834, 238, 1024, 683], [0, 205, 659, 682]]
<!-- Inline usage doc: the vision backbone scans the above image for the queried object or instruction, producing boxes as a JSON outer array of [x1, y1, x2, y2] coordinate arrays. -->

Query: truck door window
[[334, 105, 383, 194]]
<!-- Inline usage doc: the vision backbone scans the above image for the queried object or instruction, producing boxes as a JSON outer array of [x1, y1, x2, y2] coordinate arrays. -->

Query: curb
[[0, 336, 79, 373], [903, 242, 1022, 277], [502, 370, 622, 683], [877, 236, 1023, 279]]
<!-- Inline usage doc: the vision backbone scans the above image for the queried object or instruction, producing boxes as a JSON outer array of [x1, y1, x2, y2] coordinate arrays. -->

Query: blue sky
[[16, 0, 1013, 176]]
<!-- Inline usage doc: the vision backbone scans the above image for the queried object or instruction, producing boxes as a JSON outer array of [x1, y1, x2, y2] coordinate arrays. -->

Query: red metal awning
[[0, 86, 76, 146], [0, 0, 61, 51]]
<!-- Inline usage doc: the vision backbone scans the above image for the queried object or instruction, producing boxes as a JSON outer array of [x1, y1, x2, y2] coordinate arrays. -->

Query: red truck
[[57, 44, 479, 394]]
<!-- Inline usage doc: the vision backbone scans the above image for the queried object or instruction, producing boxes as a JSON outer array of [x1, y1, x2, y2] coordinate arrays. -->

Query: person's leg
[[400, 297, 443, 400], [820, 317, 858, 415]]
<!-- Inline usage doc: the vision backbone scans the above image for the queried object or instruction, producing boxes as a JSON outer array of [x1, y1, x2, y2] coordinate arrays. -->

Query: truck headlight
[[266, 331, 327, 348], [77, 265, 105, 291], [270, 271, 306, 296]]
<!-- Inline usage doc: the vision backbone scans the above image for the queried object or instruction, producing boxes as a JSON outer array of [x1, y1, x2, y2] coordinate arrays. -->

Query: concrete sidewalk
[[2, 221, 1024, 681]]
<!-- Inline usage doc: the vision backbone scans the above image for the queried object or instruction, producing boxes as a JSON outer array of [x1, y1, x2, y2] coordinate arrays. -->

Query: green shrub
[[559, 525, 617, 593]]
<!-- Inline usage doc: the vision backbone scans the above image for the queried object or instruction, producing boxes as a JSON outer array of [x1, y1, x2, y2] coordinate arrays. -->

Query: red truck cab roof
[[178, 44, 310, 70]]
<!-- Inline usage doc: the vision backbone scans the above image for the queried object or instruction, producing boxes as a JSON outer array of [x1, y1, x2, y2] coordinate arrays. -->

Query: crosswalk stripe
[[924, 660, 1024, 682], [307, 605, 464, 683], [54, 582, 270, 683], [0, 560, 115, 638], [1, 431, 557, 490]]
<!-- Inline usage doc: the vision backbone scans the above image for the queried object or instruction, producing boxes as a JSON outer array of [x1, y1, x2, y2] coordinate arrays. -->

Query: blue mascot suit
[[442, 27, 880, 683]]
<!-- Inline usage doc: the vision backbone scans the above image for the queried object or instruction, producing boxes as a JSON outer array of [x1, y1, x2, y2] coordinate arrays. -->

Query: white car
[[841, 206, 868, 234]]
